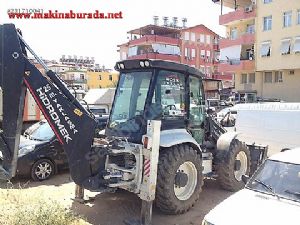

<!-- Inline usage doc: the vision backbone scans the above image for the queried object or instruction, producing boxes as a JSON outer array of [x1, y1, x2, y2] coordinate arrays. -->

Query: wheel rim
[[35, 162, 52, 180], [174, 161, 197, 201], [234, 151, 248, 181]]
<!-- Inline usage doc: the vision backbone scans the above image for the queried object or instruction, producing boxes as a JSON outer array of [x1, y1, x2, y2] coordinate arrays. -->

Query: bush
[[0, 189, 86, 225]]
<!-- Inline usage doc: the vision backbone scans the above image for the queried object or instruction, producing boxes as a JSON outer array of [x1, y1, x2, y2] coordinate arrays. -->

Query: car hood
[[204, 188, 300, 225], [19, 135, 46, 148]]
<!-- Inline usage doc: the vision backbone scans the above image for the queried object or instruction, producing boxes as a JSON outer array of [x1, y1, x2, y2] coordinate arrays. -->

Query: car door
[[50, 139, 68, 169]]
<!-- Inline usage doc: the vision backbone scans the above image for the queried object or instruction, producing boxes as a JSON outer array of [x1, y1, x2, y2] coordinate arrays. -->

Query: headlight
[[19, 145, 35, 156], [202, 219, 215, 225]]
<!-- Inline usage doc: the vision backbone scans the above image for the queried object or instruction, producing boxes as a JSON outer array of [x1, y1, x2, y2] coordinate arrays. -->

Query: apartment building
[[256, 0, 300, 102], [86, 70, 119, 89], [60, 69, 88, 90], [118, 24, 182, 63], [213, 0, 300, 102], [214, 0, 256, 101], [180, 25, 223, 80], [117, 21, 233, 85]]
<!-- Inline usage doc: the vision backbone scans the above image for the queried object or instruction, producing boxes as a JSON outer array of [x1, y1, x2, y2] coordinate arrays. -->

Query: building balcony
[[212, 73, 233, 81], [220, 33, 255, 48], [218, 59, 254, 73], [129, 35, 180, 46], [219, 7, 256, 26], [128, 53, 181, 62], [64, 79, 87, 84]]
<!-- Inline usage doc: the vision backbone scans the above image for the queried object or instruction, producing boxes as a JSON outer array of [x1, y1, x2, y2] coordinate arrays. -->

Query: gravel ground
[[0, 172, 233, 225]]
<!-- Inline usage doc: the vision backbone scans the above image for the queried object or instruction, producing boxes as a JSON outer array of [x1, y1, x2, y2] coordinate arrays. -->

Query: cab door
[[189, 76, 206, 144]]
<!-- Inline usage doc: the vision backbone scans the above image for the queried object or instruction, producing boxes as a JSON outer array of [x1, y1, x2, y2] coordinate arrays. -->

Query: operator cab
[[106, 60, 206, 144]]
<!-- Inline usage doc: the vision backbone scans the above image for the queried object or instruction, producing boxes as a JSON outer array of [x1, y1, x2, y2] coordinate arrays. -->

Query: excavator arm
[[0, 24, 103, 188]]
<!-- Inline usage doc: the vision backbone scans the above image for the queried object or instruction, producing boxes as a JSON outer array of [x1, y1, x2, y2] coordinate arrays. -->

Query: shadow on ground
[[71, 179, 233, 225], [0, 171, 71, 189]]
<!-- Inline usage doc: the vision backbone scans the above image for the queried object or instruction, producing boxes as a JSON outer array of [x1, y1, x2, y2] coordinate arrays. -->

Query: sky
[[0, 0, 231, 69]]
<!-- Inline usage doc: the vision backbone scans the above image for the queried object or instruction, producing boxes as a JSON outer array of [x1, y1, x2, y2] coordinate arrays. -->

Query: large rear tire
[[155, 144, 203, 214], [216, 139, 250, 191]]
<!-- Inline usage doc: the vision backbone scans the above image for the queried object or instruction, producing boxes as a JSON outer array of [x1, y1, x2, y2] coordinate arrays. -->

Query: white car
[[202, 148, 300, 225]]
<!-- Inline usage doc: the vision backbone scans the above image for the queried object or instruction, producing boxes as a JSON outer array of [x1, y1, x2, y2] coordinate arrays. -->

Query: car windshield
[[108, 71, 152, 133], [30, 122, 55, 141], [247, 159, 300, 202]]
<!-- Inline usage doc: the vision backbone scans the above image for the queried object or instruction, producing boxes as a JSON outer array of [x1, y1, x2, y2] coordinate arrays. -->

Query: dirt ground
[[0, 172, 233, 225]]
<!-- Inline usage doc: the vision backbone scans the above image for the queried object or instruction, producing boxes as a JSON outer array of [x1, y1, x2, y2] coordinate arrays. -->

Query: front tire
[[216, 139, 250, 191], [155, 144, 203, 214], [31, 159, 55, 181]]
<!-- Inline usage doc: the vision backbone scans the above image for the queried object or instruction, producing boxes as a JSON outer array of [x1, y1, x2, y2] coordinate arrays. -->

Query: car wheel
[[31, 159, 55, 181]]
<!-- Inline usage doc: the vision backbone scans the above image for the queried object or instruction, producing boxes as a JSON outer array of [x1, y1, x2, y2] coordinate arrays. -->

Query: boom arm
[[0, 24, 100, 188]]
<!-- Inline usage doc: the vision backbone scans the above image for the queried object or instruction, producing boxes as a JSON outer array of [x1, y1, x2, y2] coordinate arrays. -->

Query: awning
[[220, 45, 241, 61], [128, 46, 138, 56], [152, 44, 180, 55], [294, 37, 300, 53], [280, 39, 291, 54], [260, 42, 271, 57]]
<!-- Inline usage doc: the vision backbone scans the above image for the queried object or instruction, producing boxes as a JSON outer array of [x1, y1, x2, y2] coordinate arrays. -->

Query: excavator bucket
[[0, 24, 102, 189]]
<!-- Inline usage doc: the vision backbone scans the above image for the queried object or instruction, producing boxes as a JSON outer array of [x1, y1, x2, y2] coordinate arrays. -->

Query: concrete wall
[[234, 71, 263, 96], [87, 71, 119, 89], [259, 69, 300, 102], [256, 0, 300, 71]]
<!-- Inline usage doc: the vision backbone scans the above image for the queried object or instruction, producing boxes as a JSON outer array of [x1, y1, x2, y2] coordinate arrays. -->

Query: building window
[[206, 66, 211, 75], [191, 32, 196, 42], [275, 71, 283, 83], [241, 74, 248, 84], [263, 0, 272, 3], [200, 50, 205, 59], [260, 42, 271, 57], [206, 35, 211, 44], [185, 47, 189, 57], [191, 49, 196, 58], [263, 16, 272, 31], [206, 50, 211, 57], [109, 75, 113, 81], [283, 11, 292, 28], [294, 37, 300, 53], [297, 10, 300, 24], [200, 66, 205, 74], [246, 24, 255, 34], [280, 39, 291, 55], [264, 72, 272, 83], [200, 34, 205, 43], [99, 75, 102, 80], [184, 32, 189, 41], [80, 74, 85, 79], [230, 28, 238, 40], [249, 73, 255, 83]]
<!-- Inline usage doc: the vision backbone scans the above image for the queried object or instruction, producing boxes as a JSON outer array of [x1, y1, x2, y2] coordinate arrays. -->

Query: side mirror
[[242, 174, 249, 184], [206, 107, 215, 114]]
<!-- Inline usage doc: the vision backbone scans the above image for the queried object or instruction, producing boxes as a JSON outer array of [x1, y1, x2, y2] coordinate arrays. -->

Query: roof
[[181, 24, 220, 37], [127, 24, 180, 36], [234, 103, 300, 111], [83, 88, 115, 105], [269, 148, 300, 165], [115, 59, 203, 78]]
